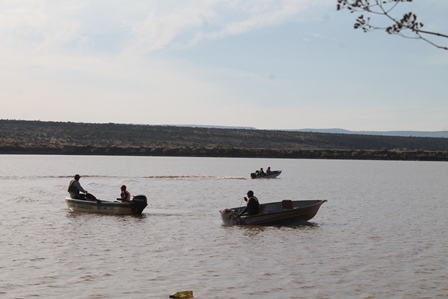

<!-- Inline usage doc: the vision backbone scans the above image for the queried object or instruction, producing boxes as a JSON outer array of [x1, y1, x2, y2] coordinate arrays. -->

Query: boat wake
[[142, 175, 247, 180], [1, 175, 248, 180]]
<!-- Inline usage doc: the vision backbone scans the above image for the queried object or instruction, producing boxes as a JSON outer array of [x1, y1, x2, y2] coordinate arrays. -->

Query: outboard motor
[[250, 172, 256, 178], [220, 208, 239, 225], [131, 195, 148, 214]]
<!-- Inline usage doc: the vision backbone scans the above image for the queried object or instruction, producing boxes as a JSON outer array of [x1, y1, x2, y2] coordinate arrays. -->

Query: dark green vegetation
[[1, 119, 448, 161]]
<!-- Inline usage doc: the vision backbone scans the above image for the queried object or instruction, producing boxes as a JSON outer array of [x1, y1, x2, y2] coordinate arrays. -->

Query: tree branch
[[337, 0, 448, 50]]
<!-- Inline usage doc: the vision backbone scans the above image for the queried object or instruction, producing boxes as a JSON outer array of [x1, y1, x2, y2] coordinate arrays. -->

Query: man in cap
[[117, 185, 131, 204]]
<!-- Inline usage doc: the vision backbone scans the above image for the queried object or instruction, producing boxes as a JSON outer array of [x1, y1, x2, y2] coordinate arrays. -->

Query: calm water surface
[[1, 155, 447, 299]]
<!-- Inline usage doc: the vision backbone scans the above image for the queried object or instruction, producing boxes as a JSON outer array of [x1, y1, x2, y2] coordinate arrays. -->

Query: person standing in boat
[[117, 185, 131, 203], [67, 174, 88, 199], [239, 190, 259, 216]]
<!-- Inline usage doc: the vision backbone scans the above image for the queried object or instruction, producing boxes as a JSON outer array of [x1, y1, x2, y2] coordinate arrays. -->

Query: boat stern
[[220, 208, 233, 221], [220, 208, 239, 225], [131, 195, 148, 214]]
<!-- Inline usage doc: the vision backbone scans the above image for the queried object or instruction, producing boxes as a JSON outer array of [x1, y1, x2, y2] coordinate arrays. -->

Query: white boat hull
[[65, 195, 147, 215]]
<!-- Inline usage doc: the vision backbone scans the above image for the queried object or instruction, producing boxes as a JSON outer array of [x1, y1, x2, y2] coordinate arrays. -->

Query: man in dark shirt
[[67, 174, 87, 199], [240, 190, 259, 215]]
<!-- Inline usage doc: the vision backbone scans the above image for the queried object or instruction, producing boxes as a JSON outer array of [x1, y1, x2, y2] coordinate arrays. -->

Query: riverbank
[[1, 145, 447, 161], [1, 119, 448, 161]]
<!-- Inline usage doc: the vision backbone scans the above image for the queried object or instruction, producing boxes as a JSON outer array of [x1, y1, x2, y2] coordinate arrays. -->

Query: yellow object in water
[[169, 290, 193, 298]]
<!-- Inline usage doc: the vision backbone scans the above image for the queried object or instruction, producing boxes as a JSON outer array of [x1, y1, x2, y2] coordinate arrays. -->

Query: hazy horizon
[[3, 119, 448, 136]]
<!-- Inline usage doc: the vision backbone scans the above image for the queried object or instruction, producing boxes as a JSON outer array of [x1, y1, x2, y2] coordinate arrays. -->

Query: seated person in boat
[[259, 168, 265, 176], [266, 167, 272, 175], [67, 174, 88, 199], [239, 190, 259, 216], [117, 185, 131, 203]]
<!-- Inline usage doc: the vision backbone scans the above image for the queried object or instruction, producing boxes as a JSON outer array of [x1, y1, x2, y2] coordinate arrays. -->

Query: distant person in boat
[[259, 168, 265, 176], [239, 190, 260, 216], [117, 185, 131, 203], [266, 167, 272, 175], [67, 174, 88, 199]]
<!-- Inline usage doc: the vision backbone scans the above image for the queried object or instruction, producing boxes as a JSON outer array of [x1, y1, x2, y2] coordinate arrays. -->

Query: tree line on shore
[[1, 119, 448, 161], [2, 144, 448, 161]]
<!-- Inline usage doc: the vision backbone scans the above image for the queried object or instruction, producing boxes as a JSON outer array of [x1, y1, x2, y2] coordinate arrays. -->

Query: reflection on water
[[1, 155, 448, 299]]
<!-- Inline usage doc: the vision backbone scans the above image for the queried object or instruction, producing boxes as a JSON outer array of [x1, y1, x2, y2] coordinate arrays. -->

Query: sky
[[1, 0, 448, 131]]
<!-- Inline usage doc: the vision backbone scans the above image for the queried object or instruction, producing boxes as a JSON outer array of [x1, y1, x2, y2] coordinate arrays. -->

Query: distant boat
[[65, 194, 147, 215], [250, 170, 282, 179], [220, 199, 326, 226]]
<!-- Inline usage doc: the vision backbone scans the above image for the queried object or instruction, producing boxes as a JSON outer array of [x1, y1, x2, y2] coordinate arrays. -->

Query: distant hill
[[1, 119, 448, 160], [172, 124, 257, 130], [296, 128, 448, 138]]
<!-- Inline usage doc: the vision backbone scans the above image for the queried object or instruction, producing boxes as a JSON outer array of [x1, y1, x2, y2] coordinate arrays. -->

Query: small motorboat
[[250, 170, 282, 179], [220, 199, 326, 225], [65, 194, 148, 215]]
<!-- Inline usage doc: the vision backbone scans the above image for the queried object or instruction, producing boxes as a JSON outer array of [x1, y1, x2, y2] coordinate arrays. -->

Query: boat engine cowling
[[131, 195, 148, 214]]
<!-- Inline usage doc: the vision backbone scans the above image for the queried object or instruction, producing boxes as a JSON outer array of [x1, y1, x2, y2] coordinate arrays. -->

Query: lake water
[[1, 155, 447, 299]]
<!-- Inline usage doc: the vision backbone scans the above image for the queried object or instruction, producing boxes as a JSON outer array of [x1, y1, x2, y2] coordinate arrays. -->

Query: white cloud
[[1, 0, 447, 131], [0, 0, 323, 55]]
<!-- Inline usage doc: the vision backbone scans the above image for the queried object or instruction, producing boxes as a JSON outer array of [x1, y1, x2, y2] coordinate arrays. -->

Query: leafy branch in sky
[[337, 0, 448, 50]]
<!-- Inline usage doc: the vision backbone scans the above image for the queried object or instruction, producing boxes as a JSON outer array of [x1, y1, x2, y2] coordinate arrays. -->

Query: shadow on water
[[283, 220, 321, 228], [65, 211, 149, 220], [221, 220, 322, 230]]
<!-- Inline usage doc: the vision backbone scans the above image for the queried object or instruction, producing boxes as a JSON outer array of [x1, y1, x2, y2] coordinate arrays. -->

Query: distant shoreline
[[1, 119, 448, 161], [1, 146, 447, 161]]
